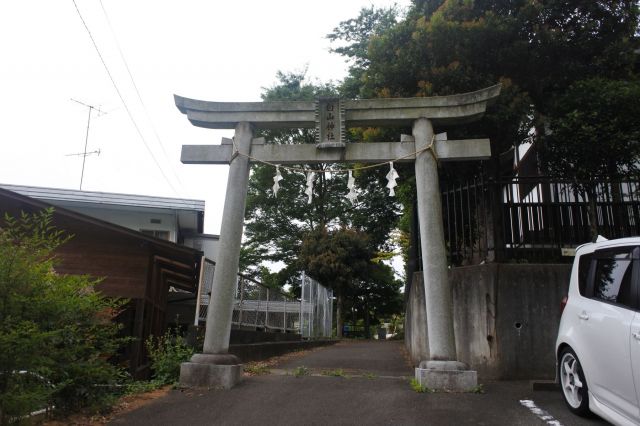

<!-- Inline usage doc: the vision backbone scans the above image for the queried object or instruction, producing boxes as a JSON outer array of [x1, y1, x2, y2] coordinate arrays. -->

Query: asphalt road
[[110, 340, 609, 426]]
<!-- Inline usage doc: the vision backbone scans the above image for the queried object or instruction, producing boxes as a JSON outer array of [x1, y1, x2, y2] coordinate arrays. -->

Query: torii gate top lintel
[[174, 84, 501, 130]]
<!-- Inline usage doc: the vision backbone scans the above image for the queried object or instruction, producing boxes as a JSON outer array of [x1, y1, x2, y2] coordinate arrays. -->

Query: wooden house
[[0, 187, 204, 377]]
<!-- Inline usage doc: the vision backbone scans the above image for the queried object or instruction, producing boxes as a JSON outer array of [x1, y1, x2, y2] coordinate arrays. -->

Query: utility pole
[[68, 98, 105, 190]]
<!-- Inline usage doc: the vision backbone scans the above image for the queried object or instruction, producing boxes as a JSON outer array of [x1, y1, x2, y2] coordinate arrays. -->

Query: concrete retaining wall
[[404, 271, 429, 363], [230, 329, 302, 344], [406, 264, 571, 380], [188, 328, 336, 364], [229, 340, 337, 363]]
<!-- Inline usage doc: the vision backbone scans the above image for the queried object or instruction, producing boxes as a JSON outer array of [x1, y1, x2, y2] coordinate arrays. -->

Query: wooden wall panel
[[54, 235, 150, 300]]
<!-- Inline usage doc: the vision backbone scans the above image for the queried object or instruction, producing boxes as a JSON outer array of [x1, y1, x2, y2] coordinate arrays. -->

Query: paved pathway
[[110, 340, 609, 425], [274, 340, 413, 377]]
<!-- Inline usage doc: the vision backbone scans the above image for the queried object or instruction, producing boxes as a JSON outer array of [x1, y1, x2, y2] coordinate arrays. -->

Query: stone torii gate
[[177, 85, 501, 390]]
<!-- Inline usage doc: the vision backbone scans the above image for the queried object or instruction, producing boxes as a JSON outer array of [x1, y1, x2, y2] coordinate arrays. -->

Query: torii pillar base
[[179, 354, 242, 390], [415, 361, 477, 392]]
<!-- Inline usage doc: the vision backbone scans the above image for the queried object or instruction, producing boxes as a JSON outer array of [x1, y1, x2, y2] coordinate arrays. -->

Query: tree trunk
[[364, 297, 371, 339], [586, 187, 599, 240], [607, 161, 624, 237], [336, 291, 344, 338], [610, 181, 623, 237]]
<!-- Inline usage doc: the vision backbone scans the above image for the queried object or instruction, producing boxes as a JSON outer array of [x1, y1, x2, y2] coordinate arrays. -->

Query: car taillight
[[560, 295, 568, 314]]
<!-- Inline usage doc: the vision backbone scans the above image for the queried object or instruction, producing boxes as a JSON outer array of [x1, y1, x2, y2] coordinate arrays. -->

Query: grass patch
[[409, 378, 433, 393], [469, 384, 485, 394], [292, 366, 309, 378], [363, 372, 377, 380], [321, 369, 348, 378]]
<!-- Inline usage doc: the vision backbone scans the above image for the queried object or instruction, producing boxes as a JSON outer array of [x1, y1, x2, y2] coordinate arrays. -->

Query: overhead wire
[[71, 0, 179, 195], [98, 0, 186, 193]]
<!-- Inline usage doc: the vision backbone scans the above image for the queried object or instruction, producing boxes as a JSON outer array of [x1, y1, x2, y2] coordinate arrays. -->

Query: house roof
[[0, 183, 206, 234], [0, 186, 203, 258], [0, 183, 205, 211]]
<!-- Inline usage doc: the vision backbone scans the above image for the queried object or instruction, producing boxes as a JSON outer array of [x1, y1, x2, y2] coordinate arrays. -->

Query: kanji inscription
[[315, 98, 344, 145]]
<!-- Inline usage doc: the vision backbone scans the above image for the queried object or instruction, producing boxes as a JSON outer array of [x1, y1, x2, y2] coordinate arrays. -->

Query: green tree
[[298, 227, 373, 338], [350, 262, 403, 338], [0, 209, 127, 423], [241, 71, 401, 287], [544, 78, 640, 237], [330, 0, 638, 163], [328, 0, 640, 258], [327, 5, 401, 98]]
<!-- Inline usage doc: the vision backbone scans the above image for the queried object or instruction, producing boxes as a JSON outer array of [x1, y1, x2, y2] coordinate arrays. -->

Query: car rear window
[[593, 251, 633, 307]]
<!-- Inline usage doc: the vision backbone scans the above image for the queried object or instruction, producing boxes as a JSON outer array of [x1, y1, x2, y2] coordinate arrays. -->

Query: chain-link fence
[[195, 263, 333, 337], [300, 272, 333, 338], [231, 275, 300, 332], [195, 258, 333, 338], [193, 257, 215, 325]]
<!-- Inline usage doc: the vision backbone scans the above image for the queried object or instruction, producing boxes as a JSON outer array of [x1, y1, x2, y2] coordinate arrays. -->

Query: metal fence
[[193, 257, 215, 325], [231, 274, 300, 333], [441, 177, 640, 265], [194, 263, 333, 337], [441, 176, 491, 266], [300, 272, 333, 338]]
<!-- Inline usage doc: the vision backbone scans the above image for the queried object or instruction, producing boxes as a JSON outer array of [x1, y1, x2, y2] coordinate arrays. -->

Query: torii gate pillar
[[178, 122, 252, 389], [413, 118, 455, 360], [413, 118, 475, 388]]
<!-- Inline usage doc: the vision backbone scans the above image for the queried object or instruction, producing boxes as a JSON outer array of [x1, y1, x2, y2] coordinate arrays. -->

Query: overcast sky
[[0, 0, 409, 235]]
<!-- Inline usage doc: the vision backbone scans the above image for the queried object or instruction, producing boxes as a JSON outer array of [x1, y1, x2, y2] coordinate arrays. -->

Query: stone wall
[[406, 264, 571, 379]]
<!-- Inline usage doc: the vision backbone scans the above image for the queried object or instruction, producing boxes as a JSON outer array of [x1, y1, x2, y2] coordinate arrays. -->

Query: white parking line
[[519, 399, 563, 426]]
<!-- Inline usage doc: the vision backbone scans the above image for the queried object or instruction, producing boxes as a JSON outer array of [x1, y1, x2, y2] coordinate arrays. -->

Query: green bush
[[409, 378, 433, 393], [0, 209, 128, 424], [145, 329, 193, 384]]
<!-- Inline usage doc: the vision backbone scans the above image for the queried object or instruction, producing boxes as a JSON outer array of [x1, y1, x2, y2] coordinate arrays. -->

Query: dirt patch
[[243, 344, 329, 376], [43, 386, 172, 425], [42, 345, 336, 423]]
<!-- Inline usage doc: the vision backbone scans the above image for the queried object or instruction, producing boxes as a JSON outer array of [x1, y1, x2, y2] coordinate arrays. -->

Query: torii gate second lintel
[[181, 137, 491, 165], [176, 85, 501, 391]]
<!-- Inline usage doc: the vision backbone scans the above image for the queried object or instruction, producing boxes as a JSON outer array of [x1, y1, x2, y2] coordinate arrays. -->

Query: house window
[[140, 229, 171, 241]]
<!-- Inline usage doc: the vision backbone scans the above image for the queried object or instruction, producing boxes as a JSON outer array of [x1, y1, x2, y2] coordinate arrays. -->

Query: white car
[[556, 236, 640, 425]]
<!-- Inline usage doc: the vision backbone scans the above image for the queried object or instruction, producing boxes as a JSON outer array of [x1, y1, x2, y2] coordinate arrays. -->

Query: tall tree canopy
[[298, 227, 402, 338], [329, 0, 639, 162], [544, 78, 640, 237], [545, 78, 640, 184], [328, 0, 640, 247], [240, 71, 401, 289]]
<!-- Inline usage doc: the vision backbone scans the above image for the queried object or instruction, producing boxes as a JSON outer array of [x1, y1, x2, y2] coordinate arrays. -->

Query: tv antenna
[[68, 98, 105, 190]]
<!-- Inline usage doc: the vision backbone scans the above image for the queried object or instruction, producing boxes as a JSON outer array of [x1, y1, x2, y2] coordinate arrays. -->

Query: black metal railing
[[441, 177, 640, 265]]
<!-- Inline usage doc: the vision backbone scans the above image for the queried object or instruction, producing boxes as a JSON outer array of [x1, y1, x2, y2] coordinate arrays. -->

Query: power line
[[98, 0, 186, 192], [71, 0, 179, 195]]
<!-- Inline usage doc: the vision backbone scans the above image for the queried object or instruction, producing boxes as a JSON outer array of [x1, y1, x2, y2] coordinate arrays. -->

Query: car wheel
[[559, 347, 590, 416]]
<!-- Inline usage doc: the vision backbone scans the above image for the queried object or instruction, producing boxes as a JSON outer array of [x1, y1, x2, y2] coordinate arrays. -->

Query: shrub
[[409, 378, 433, 393], [0, 209, 128, 423], [145, 329, 193, 384], [292, 366, 309, 378]]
